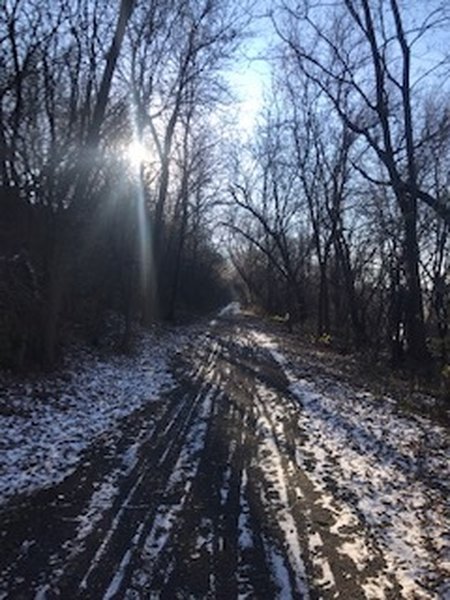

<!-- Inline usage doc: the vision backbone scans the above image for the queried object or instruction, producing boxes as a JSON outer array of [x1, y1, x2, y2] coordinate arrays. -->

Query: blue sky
[[224, 6, 274, 133], [225, 0, 450, 133]]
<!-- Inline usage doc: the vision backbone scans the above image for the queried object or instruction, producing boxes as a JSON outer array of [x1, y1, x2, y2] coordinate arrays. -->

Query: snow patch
[[0, 328, 183, 505], [218, 302, 241, 317], [253, 383, 310, 599], [238, 470, 253, 550], [141, 382, 217, 566], [248, 328, 449, 599]]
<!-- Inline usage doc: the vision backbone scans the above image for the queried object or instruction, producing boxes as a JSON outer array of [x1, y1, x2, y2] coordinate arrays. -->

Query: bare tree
[[227, 112, 310, 324], [272, 0, 450, 361]]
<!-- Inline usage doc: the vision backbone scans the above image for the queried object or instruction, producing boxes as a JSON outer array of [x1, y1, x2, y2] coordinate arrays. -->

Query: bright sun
[[125, 140, 148, 167]]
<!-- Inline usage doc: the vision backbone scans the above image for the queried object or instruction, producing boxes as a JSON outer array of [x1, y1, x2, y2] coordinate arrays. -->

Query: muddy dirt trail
[[0, 315, 448, 599]]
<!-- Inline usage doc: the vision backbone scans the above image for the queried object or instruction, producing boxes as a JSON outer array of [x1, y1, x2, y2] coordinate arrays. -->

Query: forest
[[0, 0, 449, 377], [1, 2, 450, 598]]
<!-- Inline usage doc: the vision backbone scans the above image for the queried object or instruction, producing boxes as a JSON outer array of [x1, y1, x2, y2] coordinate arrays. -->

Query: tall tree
[[273, 0, 450, 360]]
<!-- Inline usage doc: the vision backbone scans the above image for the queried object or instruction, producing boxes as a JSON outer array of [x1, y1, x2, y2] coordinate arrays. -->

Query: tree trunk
[[317, 263, 330, 337], [401, 196, 428, 362], [41, 0, 135, 366], [166, 191, 188, 321], [388, 265, 404, 366], [333, 235, 366, 347]]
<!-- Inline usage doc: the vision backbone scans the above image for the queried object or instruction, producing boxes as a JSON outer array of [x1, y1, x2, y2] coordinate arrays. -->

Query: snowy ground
[[0, 314, 448, 599], [0, 327, 184, 505], [245, 327, 450, 600]]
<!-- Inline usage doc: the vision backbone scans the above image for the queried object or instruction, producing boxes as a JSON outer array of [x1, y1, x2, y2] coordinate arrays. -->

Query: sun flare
[[125, 140, 148, 167]]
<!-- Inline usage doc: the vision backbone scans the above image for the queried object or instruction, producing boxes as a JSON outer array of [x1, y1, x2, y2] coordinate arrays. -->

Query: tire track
[[1, 319, 420, 599], [28, 341, 222, 599]]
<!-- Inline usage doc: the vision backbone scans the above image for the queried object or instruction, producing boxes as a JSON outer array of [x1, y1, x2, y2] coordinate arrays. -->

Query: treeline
[[228, 0, 450, 368], [0, 0, 243, 369]]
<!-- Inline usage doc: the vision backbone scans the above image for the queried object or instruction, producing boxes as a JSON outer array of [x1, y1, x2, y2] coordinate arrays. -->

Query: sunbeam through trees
[[0, 2, 449, 597]]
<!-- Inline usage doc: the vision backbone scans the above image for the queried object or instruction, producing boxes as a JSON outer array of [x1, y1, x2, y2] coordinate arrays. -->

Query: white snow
[[238, 470, 253, 550], [307, 531, 336, 590], [252, 383, 310, 599], [76, 477, 119, 542], [218, 302, 241, 317], [103, 523, 145, 600], [220, 439, 236, 506], [245, 327, 450, 599], [141, 380, 218, 566], [0, 328, 183, 505], [262, 537, 293, 600]]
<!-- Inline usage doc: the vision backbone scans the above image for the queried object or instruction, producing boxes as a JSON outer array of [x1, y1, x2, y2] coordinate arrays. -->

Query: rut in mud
[[0, 316, 448, 599]]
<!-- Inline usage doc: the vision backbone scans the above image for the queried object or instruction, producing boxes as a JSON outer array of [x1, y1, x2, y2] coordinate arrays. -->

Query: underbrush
[[263, 316, 450, 427]]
